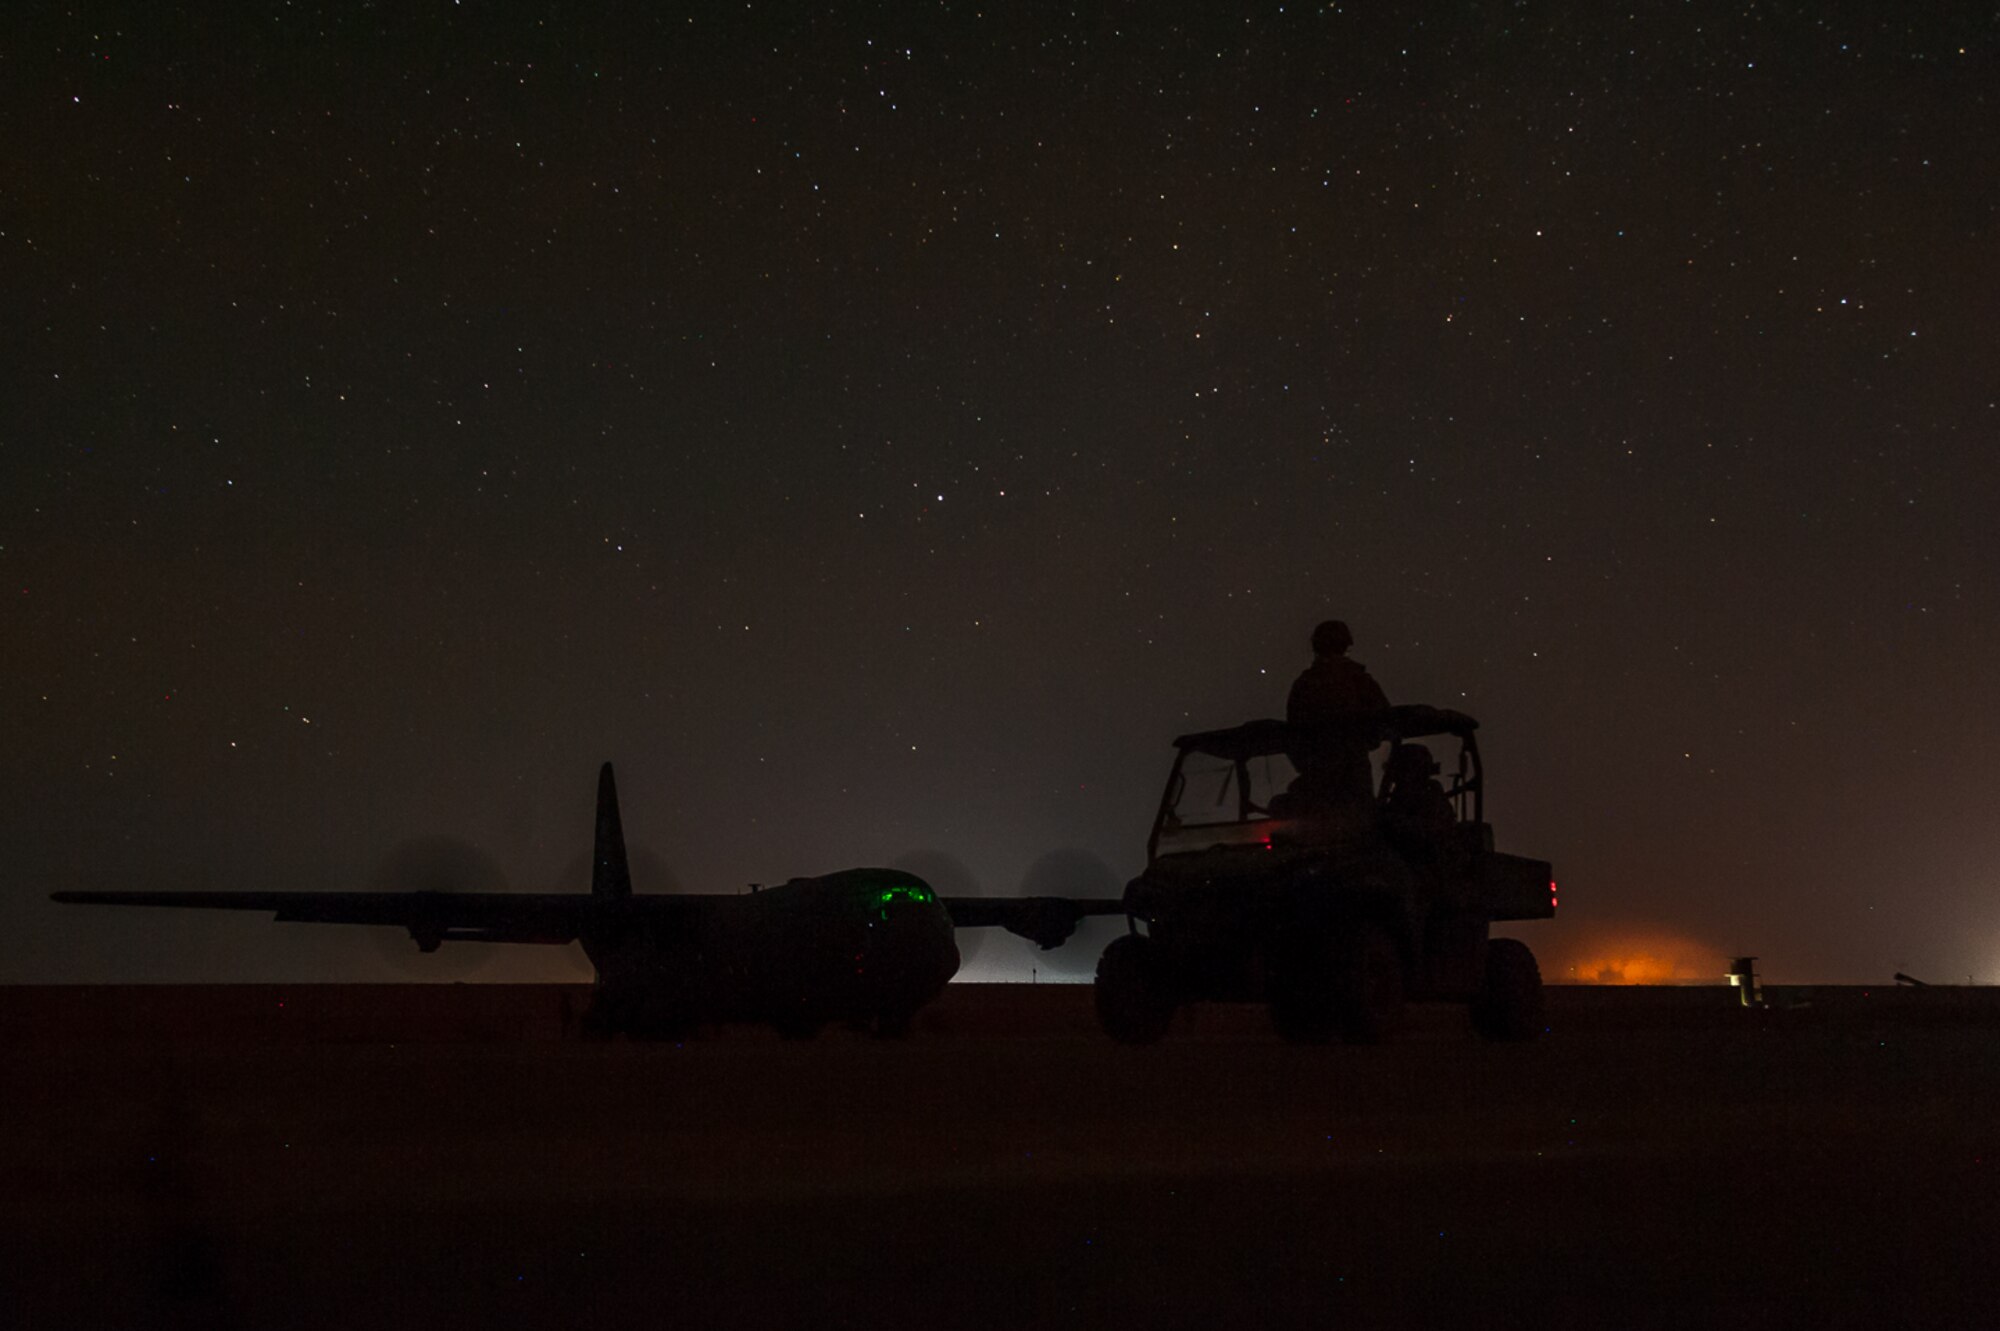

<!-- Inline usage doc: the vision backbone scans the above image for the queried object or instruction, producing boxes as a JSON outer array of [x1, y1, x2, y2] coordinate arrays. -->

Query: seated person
[[1267, 775, 1376, 845], [1380, 744, 1456, 857]]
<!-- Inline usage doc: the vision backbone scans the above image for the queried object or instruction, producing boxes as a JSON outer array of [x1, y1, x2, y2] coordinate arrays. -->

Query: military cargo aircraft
[[52, 763, 1122, 1038]]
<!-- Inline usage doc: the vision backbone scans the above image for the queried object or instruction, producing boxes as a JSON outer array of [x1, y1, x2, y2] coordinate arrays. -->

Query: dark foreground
[[6, 984, 1997, 1329]]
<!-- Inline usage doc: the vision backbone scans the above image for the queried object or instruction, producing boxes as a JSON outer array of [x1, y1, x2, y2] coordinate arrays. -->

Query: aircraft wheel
[[582, 986, 641, 1041], [1470, 938, 1544, 1041], [1095, 934, 1174, 1045], [1334, 922, 1406, 1045], [1269, 974, 1337, 1045], [772, 1010, 824, 1041], [630, 976, 699, 1041]]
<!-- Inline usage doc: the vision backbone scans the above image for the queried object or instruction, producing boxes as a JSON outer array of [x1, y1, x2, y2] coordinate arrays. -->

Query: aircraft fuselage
[[579, 869, 959, 1037]]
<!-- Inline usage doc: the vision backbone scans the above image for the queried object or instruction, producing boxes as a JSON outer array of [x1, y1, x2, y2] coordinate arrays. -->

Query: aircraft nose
[[869, 894, 949, 945], [860, 884, 958, 977]]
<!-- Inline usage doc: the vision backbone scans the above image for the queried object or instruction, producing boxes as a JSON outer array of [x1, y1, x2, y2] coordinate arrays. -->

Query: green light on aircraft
[[873, 884, 935, 917]]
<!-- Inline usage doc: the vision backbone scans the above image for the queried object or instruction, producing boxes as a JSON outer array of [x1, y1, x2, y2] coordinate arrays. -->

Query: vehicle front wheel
[[1334, 922, 1407, 1045], [1095, 934, 1175, 1045], [1470, 937, 1544, 1041], [1269, 939, 1338, 1044], [771, 1006, 825, 1041]]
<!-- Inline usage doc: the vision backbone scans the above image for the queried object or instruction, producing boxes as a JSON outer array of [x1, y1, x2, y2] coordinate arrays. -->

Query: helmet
[[1386, 744, 1438, 778], [1310, 619, 1354, 656]]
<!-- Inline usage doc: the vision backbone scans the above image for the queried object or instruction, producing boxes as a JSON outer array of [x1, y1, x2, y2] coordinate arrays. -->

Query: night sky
[[6, 3, 1993, 985]]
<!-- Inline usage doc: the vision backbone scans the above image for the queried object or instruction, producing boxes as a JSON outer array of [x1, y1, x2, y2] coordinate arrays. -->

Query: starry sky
[[5, 2, 1994, 985]]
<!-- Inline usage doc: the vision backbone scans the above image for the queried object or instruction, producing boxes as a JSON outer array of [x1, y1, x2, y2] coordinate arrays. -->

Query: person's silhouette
[[1284, 619, 1388, 810]]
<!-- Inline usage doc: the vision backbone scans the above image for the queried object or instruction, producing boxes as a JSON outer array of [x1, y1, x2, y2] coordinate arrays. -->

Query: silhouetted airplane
[[51, 763, 1122, 1038]]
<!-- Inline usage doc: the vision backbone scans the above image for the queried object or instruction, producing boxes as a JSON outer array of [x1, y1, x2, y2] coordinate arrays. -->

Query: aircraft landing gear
[[873, 1007, 916, 1039]]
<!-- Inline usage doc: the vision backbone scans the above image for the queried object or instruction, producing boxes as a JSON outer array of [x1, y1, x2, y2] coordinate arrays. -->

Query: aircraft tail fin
[[592, 762, 633, 900]]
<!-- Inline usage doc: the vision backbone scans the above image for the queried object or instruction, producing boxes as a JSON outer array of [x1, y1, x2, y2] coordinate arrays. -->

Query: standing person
[[1285, 619, 1389, 809]]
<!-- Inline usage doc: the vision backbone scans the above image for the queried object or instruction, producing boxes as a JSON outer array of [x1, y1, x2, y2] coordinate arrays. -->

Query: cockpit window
[[870, 882, 935, 917]]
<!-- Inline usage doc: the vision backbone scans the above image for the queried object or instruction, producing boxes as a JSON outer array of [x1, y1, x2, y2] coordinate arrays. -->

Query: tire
[[1269, 939, 1338, 1045], [771, 1005, 825, 1040], [1334, 922, 1406, 1045], [578, 999, 622, 1042], [1470, 937, 1544, 1041], [1269, 987, 1337, 1044], [1095, 934, 1174, 1045], [586, 984, 696, 1041], [633, 993, 699, 1041]]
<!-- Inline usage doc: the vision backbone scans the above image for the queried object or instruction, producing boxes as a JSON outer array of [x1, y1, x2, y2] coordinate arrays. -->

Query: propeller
[[1011, 848, 1124, 980], [363, 836, 506, 980]]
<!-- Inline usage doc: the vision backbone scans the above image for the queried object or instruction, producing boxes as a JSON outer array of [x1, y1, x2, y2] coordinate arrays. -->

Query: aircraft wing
[[943, 896, 1127, 950], [48, 890, 631, 950]]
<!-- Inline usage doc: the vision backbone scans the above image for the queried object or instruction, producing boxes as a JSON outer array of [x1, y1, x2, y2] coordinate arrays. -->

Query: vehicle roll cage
[[1147, 706, 1485, 863]]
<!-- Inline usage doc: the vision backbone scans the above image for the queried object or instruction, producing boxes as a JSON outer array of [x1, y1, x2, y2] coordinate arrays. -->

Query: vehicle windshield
[[1154, 751, 1301, 857], [1152, 728, 1479, 859]]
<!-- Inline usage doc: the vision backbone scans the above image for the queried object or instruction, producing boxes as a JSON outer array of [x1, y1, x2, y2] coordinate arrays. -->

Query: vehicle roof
[[1172, 705, 1479, 760]]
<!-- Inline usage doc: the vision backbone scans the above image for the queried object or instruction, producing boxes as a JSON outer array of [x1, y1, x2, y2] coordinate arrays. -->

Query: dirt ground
[[5, 985, 1996, 1329]]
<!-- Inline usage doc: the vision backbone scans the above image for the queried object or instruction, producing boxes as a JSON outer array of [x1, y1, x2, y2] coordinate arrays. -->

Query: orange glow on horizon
[[1547, 930, 1724, 985]]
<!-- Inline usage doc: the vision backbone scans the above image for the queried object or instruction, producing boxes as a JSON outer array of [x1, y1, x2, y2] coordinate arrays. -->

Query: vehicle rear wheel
[[1470, 937, 1544, 1041], [1334, 922, 1407, 1044], [771, 1006, 825, 1040], [1269, 941, 1338, 1044], [1270, 990, 1336, 1044], [1095, 934, 1174, 1045]]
